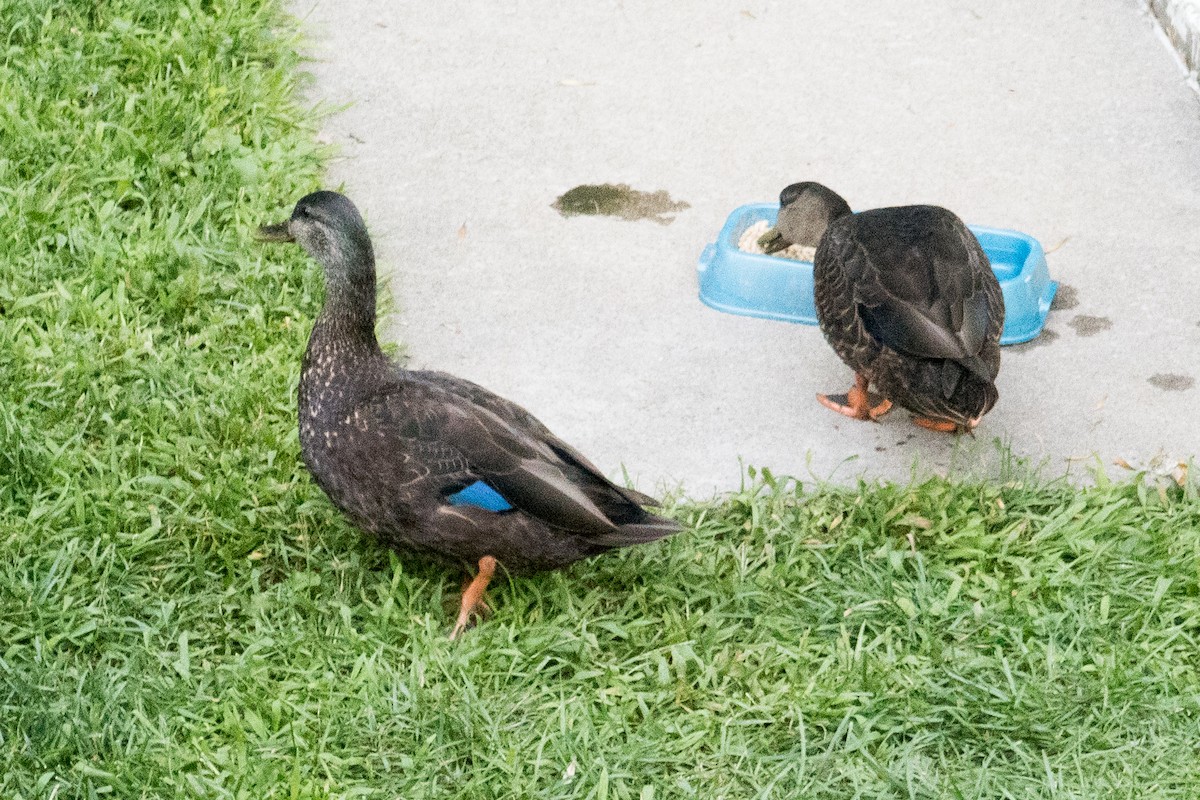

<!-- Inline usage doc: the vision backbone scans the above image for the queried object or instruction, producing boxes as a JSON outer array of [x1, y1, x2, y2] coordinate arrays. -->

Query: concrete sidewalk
[[291, 0, 1200, 497]]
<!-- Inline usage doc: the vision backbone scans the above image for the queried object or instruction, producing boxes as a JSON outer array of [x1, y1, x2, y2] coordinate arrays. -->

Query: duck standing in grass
[[759, 182, 1004, 433], [258, 191, 680, 638]]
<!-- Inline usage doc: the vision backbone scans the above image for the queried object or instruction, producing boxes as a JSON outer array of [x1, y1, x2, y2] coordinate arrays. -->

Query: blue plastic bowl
[[697, 203, 1057, 345]]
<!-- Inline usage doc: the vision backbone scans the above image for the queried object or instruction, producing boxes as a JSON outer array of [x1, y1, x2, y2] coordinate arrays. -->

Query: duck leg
[[458, 573, 493, 617], [450, 555, 497, 640], [817, 373, 892, 421]]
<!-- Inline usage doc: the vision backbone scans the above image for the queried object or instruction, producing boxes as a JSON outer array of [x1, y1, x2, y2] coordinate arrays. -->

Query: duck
[[258, 191, 681, 638], [763, 182, 1004, 433]]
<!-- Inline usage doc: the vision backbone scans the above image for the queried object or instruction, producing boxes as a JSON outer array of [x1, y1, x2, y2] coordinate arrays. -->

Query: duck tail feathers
[[948, 355, 997, 390], [967, 355, 997, 385], [588, 516, 683, 547], [618, 486, 663, 507]]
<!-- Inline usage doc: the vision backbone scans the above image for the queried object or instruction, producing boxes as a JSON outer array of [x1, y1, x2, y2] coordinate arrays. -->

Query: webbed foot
[[911, 415, 981, 435], [817, 373, 892, 421]]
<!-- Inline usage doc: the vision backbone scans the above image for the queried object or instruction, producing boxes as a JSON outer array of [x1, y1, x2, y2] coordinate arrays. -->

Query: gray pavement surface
[[292, 0, 1200, 497]]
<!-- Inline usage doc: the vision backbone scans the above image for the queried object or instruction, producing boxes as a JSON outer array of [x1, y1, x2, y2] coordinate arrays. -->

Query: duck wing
[[836, 206, 998, 382], [413, 370, 663, 508], [358, 374, 675, 544]]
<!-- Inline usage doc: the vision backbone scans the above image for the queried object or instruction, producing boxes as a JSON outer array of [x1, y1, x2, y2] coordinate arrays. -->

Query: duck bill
[[757, 226, 787, 254], [255, 221, 294, 242]]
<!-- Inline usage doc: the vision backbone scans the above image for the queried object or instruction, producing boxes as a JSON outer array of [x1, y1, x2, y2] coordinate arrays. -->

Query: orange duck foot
[[911, 416, 981, 434], [450, 555, 497, 640], [817, 373, 892, 421]]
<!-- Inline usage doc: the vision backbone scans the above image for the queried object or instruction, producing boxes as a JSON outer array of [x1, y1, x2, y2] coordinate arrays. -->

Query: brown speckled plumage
[[263, 191, 680, 579], [770, 183, 1004, 429]]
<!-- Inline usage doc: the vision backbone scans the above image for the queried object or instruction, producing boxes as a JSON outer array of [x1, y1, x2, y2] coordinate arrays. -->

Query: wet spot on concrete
[[1051, 284, 1079, 311], [1148, 373, 1195, 391], [1008, 328, 1059, 352], [553, 184, 689, 225], [1068, 315, 1112, 337]]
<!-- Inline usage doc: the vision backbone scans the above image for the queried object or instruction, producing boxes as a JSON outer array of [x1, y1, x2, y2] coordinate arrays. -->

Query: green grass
[[3, 1, 1200, 798]]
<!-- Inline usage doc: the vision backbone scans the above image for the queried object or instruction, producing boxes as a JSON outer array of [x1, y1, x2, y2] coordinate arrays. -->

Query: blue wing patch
[[446, 481, 514, 512]]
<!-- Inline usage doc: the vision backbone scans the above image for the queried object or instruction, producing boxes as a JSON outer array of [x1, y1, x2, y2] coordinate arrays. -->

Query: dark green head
[[258, 191, 374, 286], [775, 182, 852, 248]]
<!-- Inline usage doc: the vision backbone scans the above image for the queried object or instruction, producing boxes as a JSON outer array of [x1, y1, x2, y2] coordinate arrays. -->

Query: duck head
[[258, 191, 375, 288], [774, 182, 852, 248]]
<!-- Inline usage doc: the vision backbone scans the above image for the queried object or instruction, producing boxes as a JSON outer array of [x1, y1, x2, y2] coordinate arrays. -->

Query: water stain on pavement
[[1148, 373, 1195, 391], [1008, 328, 1059, 352], [1068, 315, 1112, 336], [1051, 284, 1079, 311], [553, 184, 689, 225]]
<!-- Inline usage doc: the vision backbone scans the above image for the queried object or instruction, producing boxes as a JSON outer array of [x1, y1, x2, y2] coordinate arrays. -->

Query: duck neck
[[310, 243, 383, 362]]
